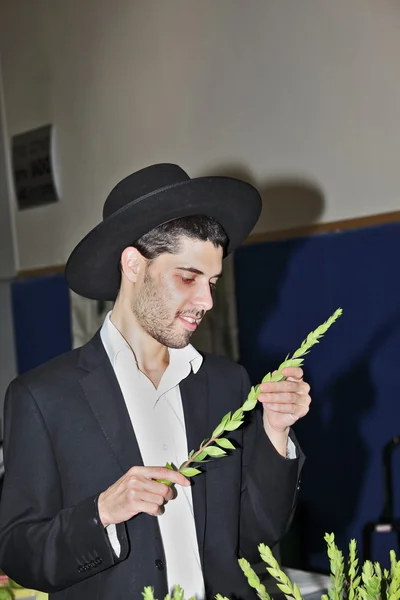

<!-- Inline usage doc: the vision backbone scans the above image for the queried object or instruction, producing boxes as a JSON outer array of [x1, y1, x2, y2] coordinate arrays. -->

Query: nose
[[193, 282, 214, 312]]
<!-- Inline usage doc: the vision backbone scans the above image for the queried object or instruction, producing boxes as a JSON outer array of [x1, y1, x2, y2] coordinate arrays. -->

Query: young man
[[0, 164, 310, 600]]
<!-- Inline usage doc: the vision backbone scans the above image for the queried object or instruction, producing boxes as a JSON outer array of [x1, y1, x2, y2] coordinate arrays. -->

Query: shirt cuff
[[106, 523, 121, 557], [286, 436, 297, 459]]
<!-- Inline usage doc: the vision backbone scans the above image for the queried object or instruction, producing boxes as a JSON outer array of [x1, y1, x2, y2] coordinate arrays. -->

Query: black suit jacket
[[0, 332, 303, 600]]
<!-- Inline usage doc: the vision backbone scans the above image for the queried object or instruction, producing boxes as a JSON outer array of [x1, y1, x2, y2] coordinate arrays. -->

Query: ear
[[120, 246, 145, 284]]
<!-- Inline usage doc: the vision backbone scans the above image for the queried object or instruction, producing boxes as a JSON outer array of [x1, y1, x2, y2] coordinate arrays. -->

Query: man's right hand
[[97, 466, 190, 527]]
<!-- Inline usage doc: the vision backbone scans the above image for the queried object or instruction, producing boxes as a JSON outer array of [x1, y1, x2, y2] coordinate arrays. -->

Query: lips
[[178, 316, 200, 331]]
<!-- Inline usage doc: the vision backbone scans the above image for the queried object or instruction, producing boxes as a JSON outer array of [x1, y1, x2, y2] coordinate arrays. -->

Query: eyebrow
[[176, 267, 223, 279]]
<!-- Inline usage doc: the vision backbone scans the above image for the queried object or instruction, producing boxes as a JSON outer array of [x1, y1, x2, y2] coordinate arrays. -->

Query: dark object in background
[[0, 444, 4, 501], [363, 435, 400, 562], [12, 124, 58, 211]]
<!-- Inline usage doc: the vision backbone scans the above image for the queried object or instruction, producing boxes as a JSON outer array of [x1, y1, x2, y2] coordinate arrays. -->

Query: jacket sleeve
[[238, 366, 304, 562], [0, 379, 129, 593]]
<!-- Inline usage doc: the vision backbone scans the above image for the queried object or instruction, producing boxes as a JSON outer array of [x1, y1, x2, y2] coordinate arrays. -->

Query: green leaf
[[179, 467, 202, 477], [242, 397, 258, 411], [270, 371, 285, 382], [232, 408, 244, 420], [157, 463, 174, 484], [221, 411, 231, 427], [215, 438, 235, 450], [224, 420, 244, 431], [204, 446, 226, 457], [277, 583, 292, 595], [212, 422, 225, 438], [192, 451, 208, 462], [142, 587, 156, 600], [172, 585, 184, 600]]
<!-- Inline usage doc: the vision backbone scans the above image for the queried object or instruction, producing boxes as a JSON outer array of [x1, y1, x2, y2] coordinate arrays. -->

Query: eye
[[181, 277, 195, 284]]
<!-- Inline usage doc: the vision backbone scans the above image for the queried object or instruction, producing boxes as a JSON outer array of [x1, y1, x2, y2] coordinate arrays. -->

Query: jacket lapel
[[180, 363, 209, 568], [78, 331, 144, 475], [78, 332, 209, 564]]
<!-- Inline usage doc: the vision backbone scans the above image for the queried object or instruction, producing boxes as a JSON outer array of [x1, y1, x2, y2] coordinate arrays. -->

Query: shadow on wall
[[198, 163, 326, 368], [201, 162, 325, 234], [192, 163, 325, 362]]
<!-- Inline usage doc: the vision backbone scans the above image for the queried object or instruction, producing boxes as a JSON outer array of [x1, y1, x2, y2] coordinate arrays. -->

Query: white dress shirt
[[100, 312, 296, 597], [100, 313, 205, 599]]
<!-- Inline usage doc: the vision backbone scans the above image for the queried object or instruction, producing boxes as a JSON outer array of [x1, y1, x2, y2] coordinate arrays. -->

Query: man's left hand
[[257, 367, 311, 454]]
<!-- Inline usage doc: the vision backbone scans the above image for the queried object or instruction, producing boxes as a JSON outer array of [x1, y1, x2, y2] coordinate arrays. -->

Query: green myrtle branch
[[258, 543, 304, 600], [238, 557, 271, 600], [387, 550, 400, 600], [158, 308, 342, 484], [323, 533, 345, 600], [348, 538, 361, 600], [142, 534, 400, 600]]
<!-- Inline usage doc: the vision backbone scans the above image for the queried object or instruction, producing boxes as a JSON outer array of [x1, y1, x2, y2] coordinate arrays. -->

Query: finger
[[142, 502, 165, 517], [156, 469, 190, 487], [130, 466, 190, 487], [281, 367, 304, 380], [265, 402, 309, 417], [287, 377, 311, 393], [258, 392, 300, 405], [142, 479, 175, 501], [131, 490, 167, 508], [259, 380, 306, 394]]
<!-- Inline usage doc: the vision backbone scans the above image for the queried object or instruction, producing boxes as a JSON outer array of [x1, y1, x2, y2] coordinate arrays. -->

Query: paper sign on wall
[[12, 124, 58, 210]]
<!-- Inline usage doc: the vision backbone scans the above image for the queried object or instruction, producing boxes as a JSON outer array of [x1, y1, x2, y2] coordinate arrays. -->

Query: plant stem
[[178, 435, 219, 472]]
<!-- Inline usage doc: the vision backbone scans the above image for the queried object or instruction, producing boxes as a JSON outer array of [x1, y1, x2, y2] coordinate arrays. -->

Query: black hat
[[65, 163, 261, 300]]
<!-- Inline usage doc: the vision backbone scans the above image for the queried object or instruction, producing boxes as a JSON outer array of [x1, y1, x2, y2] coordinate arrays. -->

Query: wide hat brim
[[65, 176, 261, 300]]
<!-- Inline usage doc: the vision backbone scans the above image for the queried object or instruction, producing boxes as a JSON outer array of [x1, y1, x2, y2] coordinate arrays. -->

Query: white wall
[[1, 0, 400, 271]]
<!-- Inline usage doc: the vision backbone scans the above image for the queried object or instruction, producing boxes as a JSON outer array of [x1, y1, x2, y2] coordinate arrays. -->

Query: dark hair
[[133, 215, 229, 259]]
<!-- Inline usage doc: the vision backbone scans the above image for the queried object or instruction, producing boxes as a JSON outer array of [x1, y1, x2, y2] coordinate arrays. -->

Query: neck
[[110, 296, 169, 378]]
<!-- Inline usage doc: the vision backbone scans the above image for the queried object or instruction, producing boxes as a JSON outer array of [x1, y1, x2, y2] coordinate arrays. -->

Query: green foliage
[[258, 543, 303, 600], [169, 308, 342, 481], [238, 557, 271, 600], [318, 535, 400, 600], [142, 534, 400, 600]]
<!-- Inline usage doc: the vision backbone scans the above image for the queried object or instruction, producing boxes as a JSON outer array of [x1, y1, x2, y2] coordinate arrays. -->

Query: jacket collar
[[77, 330, 208, 566]]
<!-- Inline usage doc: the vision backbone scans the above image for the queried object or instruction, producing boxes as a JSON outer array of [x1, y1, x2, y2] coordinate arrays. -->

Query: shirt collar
[[100, 311, 203, 375]]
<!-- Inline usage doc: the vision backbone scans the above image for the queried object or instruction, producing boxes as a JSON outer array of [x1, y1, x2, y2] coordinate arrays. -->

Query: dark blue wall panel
[[234, 223, 400, 572], [11, 273, 72, 375]]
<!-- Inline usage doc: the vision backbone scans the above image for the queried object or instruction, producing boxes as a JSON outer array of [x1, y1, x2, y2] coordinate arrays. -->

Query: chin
[[167, 337, 191, 350], [167, 330, 193, 349], [151, 329, 192, 349]]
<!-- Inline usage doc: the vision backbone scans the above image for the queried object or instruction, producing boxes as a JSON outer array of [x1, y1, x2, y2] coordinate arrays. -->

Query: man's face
[[132, 237, 223, 349]]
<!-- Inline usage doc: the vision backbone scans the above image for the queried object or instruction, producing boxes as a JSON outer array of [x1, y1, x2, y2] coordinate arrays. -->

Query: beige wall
[[1, 0, 400, 271]]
